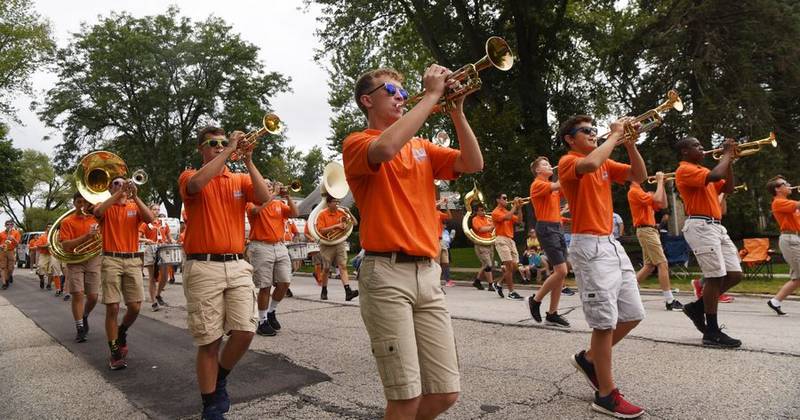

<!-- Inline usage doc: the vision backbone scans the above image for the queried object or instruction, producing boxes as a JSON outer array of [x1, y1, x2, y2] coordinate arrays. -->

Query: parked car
[[17, 231, 44, 269]]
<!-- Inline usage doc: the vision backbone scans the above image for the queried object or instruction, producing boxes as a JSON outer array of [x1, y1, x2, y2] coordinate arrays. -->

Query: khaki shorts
[[246, 241, 292, 288], [320, 242, 348, 268], [682, 219, 741, 278], [568, 234, 646, 330], [636, 227, 667, 265], [37, 253, 63, 277], [474, 244, 493, 268], [436, 249, 450, 265], [358, 254, 460, 400], [779, 234, 800, 279], [101, 256, 144, 304], [67, 255, 101, 295], [183, 259, 258, 346], [0, 250, 15, 271], [494, 236, 519, 263]]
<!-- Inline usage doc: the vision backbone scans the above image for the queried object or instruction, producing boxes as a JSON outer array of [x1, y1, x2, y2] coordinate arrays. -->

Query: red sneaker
[[691, 278, 703, 299], [445, 280, 456, 287], [592, 388, 644, 418], [718, 293, 735, 303]]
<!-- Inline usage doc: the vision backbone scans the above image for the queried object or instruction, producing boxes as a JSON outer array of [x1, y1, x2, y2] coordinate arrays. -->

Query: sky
[[7, 0, 333, 159]]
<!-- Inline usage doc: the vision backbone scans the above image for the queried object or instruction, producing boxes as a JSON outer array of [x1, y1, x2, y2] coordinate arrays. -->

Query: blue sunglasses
[[366, 82, 409, 100]]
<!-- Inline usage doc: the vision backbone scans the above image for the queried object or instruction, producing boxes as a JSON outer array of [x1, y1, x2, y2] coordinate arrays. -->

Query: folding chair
[[661, 234, 692, 283], [738, 238, 774, 281]]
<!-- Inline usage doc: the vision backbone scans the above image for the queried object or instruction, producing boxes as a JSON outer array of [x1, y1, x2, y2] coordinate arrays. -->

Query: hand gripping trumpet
[[599, 90, 684, 145], [230, 113, 283, 161], [704, 132, 777, 160]]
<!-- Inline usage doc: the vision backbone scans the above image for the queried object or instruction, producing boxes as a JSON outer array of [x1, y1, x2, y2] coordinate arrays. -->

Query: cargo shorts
[[474, 244, 493, 269], [67, 255, 101, 295], [636, 226, 667, 266], [101, 256, 144, 304], [320, 242, 348, 268], [494, 235, 519, 263], [682, 219, 741, 278], [779, 233, 800, 279], [246, 241, 292, 288]]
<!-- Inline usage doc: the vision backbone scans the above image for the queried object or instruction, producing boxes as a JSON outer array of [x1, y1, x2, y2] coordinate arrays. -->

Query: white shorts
[[568, 234, 645, 330], [682, 219, 741, 278], [143, 244, 157, 266]]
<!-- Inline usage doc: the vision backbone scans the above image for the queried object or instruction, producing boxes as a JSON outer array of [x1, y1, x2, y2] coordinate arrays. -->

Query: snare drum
[[305, 242, 320, 254], [157, 244, 183, 265], [287, 243, 308, 261]]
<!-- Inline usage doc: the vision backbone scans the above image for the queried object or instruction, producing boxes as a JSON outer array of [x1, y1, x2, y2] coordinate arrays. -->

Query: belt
[[364, 251, 430, 263], [634, 225, 658, 230], [688, 216, 721, 224], [186, 253, 244, 262], [103, 252, 143, 258], [781, 231, 800, 235]]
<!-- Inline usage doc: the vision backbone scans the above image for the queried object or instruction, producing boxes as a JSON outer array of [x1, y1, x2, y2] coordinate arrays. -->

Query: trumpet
[[131, 169, 148, 185], [230, 113, 283, 161], [733, 183, 748, 193], [272, 179, 302, 193], [704, 132, 777, 160], [788, 186, 800, 192], [433, 131, 451, 148], [646, 172, 676, 184], [512, 196, 531, 207], [599, 90, 683, 145], [406, 36, 514, 114]]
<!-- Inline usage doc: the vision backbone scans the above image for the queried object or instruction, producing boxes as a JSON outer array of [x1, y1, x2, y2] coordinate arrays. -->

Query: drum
[[305, 242, 320, 254], [138, 241, 148, 253], [157, 244, 183, 265], [287, 243, 308, 261]]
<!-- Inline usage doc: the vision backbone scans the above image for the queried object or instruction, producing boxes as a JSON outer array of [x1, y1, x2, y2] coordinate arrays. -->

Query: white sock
[[258, 310, 268, 321], [663, 290, 674, 303], [770, 298, 782, 307], [267, 300, 279, 313]]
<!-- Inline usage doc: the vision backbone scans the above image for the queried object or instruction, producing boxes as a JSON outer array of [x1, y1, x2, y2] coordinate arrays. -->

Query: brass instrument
[[733, 183, 748, 193], [433, 131, 452, 187], [272, 180, 302, 194], [307, 162, 355, 246], [789, 186, 800, 192], [1, 239, 9, 252], [462, 182, 496, 246], [131, 169, 149, 185], [599, 90, 684, 145], [230, 113, 283, 161], [406, 37, 514, 113], [704, 132, 777, 160], [511, 197, 531, 207], [646, 172, 676, 184]]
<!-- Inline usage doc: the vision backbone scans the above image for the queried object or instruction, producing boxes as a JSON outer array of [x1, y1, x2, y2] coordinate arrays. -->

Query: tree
[[38, 7, 291, 217], [298, 146, 326, 195], [0, 149, 71, 230], [0, 0, 55, 119], [0, 124, 24, 197]]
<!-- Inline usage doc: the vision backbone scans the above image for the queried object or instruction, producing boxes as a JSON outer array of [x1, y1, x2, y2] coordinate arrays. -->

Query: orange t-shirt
[[343, 129, 460, 258], [31, 234, 49, 255], [627, 183, 661, 227], [0, 229, 21, 251], [316, 208, 347, 231], [558, 151, 630, 235], [284, 221, 298, 242], [99, 200, 144, 253], [247, 200, 290, 243], [179, 167, 256, 254], [139, 219, 170, 244], [675, 161, 725, 219], [530, 177, 560, 223], [437, 211, 450, 238], [471, 215, 493, 239], [491, 206, 518, 238], [60, 212, 98, 255], [772, 198, 800, 231]]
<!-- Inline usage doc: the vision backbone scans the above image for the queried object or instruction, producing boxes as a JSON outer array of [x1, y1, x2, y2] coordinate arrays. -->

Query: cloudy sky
[[8, 0, 333, 158]]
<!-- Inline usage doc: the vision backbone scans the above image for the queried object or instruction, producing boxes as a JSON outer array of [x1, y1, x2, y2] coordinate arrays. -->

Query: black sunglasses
[[366, 82, 409, 100], [570, 126, 598, 136]]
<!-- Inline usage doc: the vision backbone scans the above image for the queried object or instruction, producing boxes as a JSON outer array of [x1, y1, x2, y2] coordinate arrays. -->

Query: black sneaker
[[666, 299, 684, 311], [151, 302, 160, 312], [63, 294, 70, 301], [201, 402, 225, 420], [561, 287, 576, 296], [345, 288, 359, 301], [545, 312, 571, 328], [702, 329, 742, 348], [506, 291, 523, 301], [83, 316, 89, 334], [46, 284, 52, 290], [75, 326, 87, 343], [472, 278, 484, 290], [215, 377, 231, 413], [495, 282, 504, 298], [487, 283, 496, 292], [286, 288, 294, 297], [528, 297, 542, 322], [1, 284, 7, 290], [267, 311, 281, 331], [570, 350, 599, 391], [109, 351, 127, 370], [767, 300, 786, 315], [682, 301, 706, 334], [320, 288, 328, 300], [39, 278, 44, 289], [256, 320, 277, 337], [156, 295, 166, 306], [55, 290, 62, 296]]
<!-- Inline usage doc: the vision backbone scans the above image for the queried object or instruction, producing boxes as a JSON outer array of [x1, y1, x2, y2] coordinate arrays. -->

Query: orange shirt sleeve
[[423, 141, 460, 181], [558, 154, 581, 182], [607, 159, 630, 184], [343, 132, 380, 178], [773, 198, 798, 215], [677, 164, 709, 188], [179, 169, 198, 201], [531, 180, 551, 198]]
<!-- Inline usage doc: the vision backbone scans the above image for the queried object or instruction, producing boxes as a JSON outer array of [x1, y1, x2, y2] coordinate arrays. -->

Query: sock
[[706, 313, 719, 332], [344, 284, 352, 292], [663, 290, 675, 303], [108, 340, 119, 353], [770, 298, 782, 307], [267, 299, 279, 313], [201, 392, 215, 408], [60, 275, 65, 290], [259, 309, 268, 321], [75, 319, 84, 328], [217, 364, 230, 382], [322, 286, 328, 293], [443, 266, 451, 280]]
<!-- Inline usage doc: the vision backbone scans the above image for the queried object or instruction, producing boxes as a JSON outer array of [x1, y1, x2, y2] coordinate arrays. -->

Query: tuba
[[306, 162, 355, 246], [230, 113, 283, 161], [461, 182, 496, 246], [704, 132, 777, 160], [406, 36, 514, 114], [600, 90, 684, 145]]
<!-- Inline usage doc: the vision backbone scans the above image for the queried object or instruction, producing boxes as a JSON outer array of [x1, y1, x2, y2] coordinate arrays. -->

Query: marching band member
[[527, 157, 570, 327], [94, 176, 154, 369], [559, 115, 647, 418], [470, 203, 494, 291], [491, 193, 524, 300], [60, 192, 102, 342], [436, 197, 454, 287], [342, 65, 483, 419], [179, 126, 271, 419], [315, 196, 359, 301], [140, 204, 172, 311], [675, 137, 742, 348], [31, 230, 61, 291], [304, 223, 324, 285], [245, 181, 298, 337], [627, 172, 683, 310], [0, 219, 21, 289], [765, 176, 800, 315]]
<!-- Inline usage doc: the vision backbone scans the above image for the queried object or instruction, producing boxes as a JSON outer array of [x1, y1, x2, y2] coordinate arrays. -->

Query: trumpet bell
[[321, 162, 349, 199], [263, 113, 283, 135], [434, 131, 451, 148], [289, 180, 302, 193], [131, 169, 148, 185], [481, 36, 514, 72], [668, 90, 684, 112], [75, 151, 129, 205]]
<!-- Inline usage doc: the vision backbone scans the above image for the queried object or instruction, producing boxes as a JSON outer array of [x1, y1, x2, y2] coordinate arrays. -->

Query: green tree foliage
[[38, 7, 291, 217], [0, 149, 71, 230], [0, 124, 24, 197], [0, 0, 55, 120], [23, 207, 64, 232], [298, 146, 326, 195]]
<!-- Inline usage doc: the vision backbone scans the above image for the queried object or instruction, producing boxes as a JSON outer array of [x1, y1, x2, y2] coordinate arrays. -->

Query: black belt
[[781, 231, 800, 235], [186, 253, 244, 262], [364, 251, 430, 263], [635, 225, 658, 230], [103, 252, 143, 258], [688, 216, 721, 224]]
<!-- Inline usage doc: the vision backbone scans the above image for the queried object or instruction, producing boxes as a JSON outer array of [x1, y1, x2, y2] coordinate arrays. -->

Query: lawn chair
[[738, 238, 774, 281], [661, 234, 692, 283]]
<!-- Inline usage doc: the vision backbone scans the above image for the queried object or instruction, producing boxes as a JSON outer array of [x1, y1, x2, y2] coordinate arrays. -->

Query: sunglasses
[[201, 138, 229, 148], [500, 196, 508, 200], [366, 82, 409, 100], [570, 126, 598, 136]]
